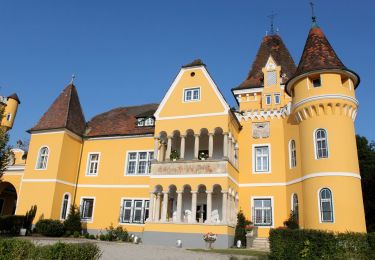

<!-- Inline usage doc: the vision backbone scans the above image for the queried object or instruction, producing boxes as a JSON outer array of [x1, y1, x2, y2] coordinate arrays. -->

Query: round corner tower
[[286, 22, 366, 232]]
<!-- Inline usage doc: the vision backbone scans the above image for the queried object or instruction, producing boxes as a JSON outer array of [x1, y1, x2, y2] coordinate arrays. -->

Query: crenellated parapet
[[238, 102, 291, 122]]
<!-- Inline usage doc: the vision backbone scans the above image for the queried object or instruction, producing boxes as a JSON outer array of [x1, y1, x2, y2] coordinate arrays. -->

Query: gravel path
[[25, 237, 257, 260]]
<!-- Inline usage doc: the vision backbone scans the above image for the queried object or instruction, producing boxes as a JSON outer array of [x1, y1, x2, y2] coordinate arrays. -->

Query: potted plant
[[245, 223, 256, 236], [203, 232, 217, 249], [170, 150, 180, 161], [198, 151, 208, 160]]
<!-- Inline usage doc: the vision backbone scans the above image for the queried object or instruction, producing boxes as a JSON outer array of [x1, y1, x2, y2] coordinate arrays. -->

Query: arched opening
[[199, 129, 209, 160], [196, 184, 207, 223], [184, 129, 195, 160], [0, 182, 17, 215], [158, 132, 167, 162], [171, 131, 181, 160], [168, 185, 177, 221], [213, 127, 224, 159], [212, 184, 223, 223], [182, 184, 192, 223]]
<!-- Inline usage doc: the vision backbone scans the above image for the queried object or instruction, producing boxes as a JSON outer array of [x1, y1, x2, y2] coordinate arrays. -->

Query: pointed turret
[[29, 83, 86, 136], [7, 93, 21, 104], [234, 34, 296, 89]]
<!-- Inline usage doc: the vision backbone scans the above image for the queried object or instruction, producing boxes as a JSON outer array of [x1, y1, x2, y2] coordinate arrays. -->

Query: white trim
[[251, 196, 274, 228], [289, 139, 297, 169], [293, 94, 358, 110], [154, 66, 230, 120], [239, 172, 360, 187], [156, 112, 228, 121], [10, 148, 25, 154], [35, 145, 50, 170], [21, 178, 150, 188], [4, 168, 24, 173], [60, 192, 71, 221], [182, 86, 201, 103], [80, 196, 96, 223], [274, 93, 281, 104], [313, 128, 329, 160], [151, 173, 229, 179], [31, 129, 82, 142], [119, 197, 150, 225], [252, 144, 271, 174], [265, 94, 272, 105], [124, 150, 153, 176], [85, 152, 101, 177], [290, 193, 298, 212], [86, 134, 154, 141], [232, 88, 264, 95], [22, 178, 75, 186], [317, 187, 335, 223]]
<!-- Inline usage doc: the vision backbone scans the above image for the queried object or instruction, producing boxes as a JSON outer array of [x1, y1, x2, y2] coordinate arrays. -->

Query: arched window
[[315, 129, 328, 159], [36, 147, 49, 169], [291, 193, 299, 222], [289, 140, 297, 168], [61, 193, 70, 220], [319, 188, 334, 222]]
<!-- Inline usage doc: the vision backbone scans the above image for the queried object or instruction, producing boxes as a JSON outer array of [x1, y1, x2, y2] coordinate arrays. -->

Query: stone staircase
[[249, 237, 270, 251]]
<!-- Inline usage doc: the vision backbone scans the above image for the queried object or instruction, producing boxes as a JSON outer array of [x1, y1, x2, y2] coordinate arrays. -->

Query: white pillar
[[194, 134, 199, 159], [228, 194, 233, 224], [228, 137, 233, 163], [221, 191, 227, 224], [153, 138, 159, 162], [234, 143, 239, 167], [161, 191, 169, 222], [160, 142, 166, 162], [176, 191, 182, 222], [155, 193, 161, 221], [206, 190, 212, 223], [208, 133, 214, 159], [223, 133, 228, 158], [148, 192, 155, 222], [191, 191, 197, 223], [166, 136, 172, 160], [180, 135, 185, 159]]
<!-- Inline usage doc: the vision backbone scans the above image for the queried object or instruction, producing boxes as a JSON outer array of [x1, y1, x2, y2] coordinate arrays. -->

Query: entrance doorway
[[196, 204, 207, 223]]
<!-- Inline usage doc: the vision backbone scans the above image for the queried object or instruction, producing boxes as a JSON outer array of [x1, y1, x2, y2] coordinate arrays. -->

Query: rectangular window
[[274, 94, 281, 104], [126, 151, 153, 175], [137, 118, 144, 126], [86, 153, 100, 176], [312, 77, 322, 88], [184, 88, 200, 102], [144, 118, 154, 126], [81, 198, 94, 220], [254, 146, 270, 173], [120, 199, 150, 224], [265, 95, 272, 105], [253, 198, 272, 226]]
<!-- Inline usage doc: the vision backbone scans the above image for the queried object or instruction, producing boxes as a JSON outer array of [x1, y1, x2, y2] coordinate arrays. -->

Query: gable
[[154, 66, 230, 120]]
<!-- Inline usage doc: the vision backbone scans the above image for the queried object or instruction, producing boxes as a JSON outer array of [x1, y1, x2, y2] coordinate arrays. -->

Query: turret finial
[[70, 74, 75, 84], [267, 11, 277, 35], [309, 2, 318, 28]]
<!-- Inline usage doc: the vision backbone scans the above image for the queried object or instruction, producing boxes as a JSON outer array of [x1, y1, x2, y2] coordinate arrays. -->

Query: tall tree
[[356, 135, 375, 232], [0, 107, 12, 179]]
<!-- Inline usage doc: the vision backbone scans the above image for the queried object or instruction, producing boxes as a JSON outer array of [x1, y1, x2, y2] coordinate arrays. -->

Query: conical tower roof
[[233, 34, 296, 90], [29, 83, 86, 136]]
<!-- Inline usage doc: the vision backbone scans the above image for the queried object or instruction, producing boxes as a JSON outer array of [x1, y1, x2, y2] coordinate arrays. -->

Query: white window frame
[[313, 128, 329, 159], [317, 188, 335, 223], [274, 93, 281, 104], [183, 87, 201, 103], [80, 196, 96, 223], [289, 140, 297, 168], [35, 146, 50, 170], [265, 94, 272, 105], [251, 196, 274, 228], [60, 192, 71, 220], [137, 118, 145, 126], [291, 193, 299, 213], [252, 144, 271, 174], [144, 117, 154, 126], [85, 152, 101, 176], [124, 150, 153, 176], [119, 197, 150, 225]]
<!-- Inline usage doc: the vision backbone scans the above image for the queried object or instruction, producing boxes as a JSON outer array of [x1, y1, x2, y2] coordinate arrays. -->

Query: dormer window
[[311, 77, 322, 88], [137, 117, 154, 127]]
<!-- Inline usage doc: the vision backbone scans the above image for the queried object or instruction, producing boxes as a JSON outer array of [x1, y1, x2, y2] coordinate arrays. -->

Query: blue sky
[[0, 0, 374, 145]]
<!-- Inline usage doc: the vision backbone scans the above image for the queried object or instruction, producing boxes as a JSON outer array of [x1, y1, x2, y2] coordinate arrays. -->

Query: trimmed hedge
[[0, 238, 101, 260], [0, 215, 25, 234], [269, 228, 375, 259], [35, 219, 64, 237]]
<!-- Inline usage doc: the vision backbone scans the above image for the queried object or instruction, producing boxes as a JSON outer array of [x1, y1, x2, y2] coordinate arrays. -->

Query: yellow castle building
[[1, 18, 366, 248]]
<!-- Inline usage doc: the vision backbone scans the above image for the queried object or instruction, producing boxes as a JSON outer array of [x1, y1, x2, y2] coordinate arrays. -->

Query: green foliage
[[0, 238, 101, 260], [234, 210, 251, 247], [0, 215, 25, 234], [105, 224, 128, 241], [283, 210, 299, 230], [73, 231, 80, 238], [99, 234, 106, 241], [170, 150, 180, 160], [0, 107, 12, 178], [269, 228, 375, 259], [63, 205, 82, 233], [356, 135, 375, 232], [23, 205, 37, 232], [84, 233, 90, 239], [89, 234, 96, 239], [35, 219, 64, 237]]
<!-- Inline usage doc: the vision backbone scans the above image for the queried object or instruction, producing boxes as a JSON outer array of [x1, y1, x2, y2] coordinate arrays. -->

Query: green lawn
[[188, 248, 269, 259]]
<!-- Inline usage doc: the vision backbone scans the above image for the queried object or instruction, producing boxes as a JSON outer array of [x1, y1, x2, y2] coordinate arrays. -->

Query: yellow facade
[[1, 22, 367, 248]]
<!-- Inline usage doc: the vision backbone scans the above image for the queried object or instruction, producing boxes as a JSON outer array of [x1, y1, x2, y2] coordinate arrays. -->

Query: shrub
[[64, 230, 71, 237], [35, 219, 64, 237], [89, 234, 96, 239], [23, 205, 37, 233], [73, 231, 80, 238], [63, 205, 82, 233], [99, 234, 106, 241], [269, 228, 375, 259], [283, 210, 299, 230], [84, 233, 90, 239], [233, 210, 251, 247], [105, 224, 128, 242], [0, 215, 25, 234], [0, 238, 35, 259]]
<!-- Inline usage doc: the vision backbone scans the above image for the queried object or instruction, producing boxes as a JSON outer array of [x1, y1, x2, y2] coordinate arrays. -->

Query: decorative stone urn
[[246, 226, 258, 248]]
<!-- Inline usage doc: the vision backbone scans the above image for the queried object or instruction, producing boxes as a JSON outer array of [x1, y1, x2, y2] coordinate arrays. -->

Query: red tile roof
[[234, 34, 296, 89], [29, 84, 86, 136], [85, 104, 158, 137]]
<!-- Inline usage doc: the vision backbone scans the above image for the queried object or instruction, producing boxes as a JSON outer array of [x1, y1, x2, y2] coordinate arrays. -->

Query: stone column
[[155, 193, 161, 221], [228, 194, 232, 224], [176, 191, 183, 222], [191, 191, 197, 223], [194, 134, 200, 159], [159, 142, 166, 162], [228, 136, 233, 163], [206, 190, 212, 223], [161, 191, 169, 222], [208, 133, 214, 159], [153, 138, 159, 162], [166, 136, 172, 160], [148, 192, 155, 222], [223, 133, 228, 158], [234, 143, 239, 167], [180, 135, 185, 159], [221, 191, 228, 224]]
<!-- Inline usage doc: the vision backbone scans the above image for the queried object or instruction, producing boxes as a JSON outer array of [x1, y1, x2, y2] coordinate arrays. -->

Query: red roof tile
[[29, 84, 86, 136]]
